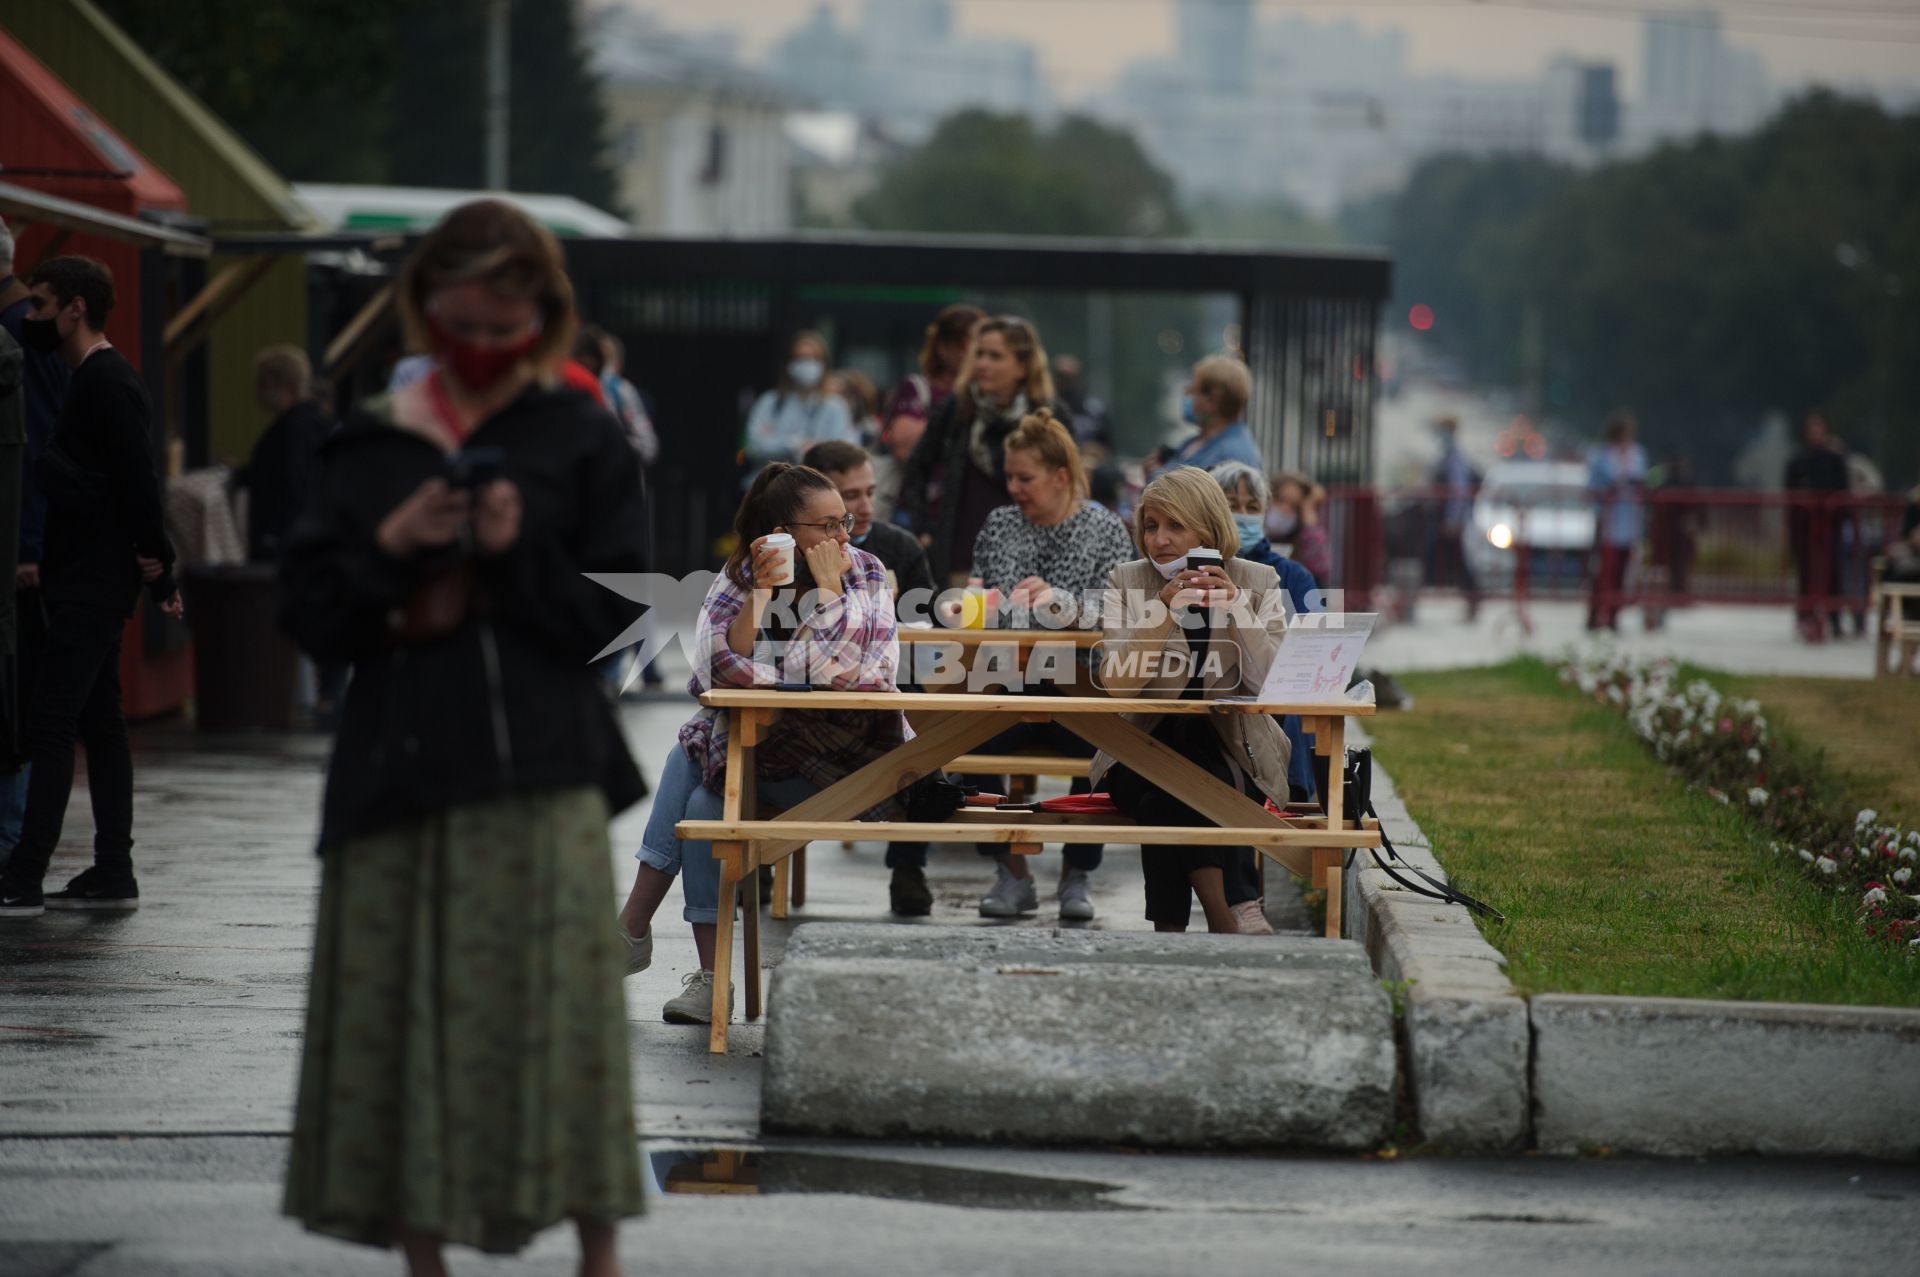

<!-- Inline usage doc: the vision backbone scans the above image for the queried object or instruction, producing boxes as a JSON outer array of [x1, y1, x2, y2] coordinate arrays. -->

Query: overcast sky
[[603, 0, 1920, 100]]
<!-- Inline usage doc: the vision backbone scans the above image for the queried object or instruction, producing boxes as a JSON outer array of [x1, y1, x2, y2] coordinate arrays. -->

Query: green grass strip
[[1363, 657, 1919, 1007]]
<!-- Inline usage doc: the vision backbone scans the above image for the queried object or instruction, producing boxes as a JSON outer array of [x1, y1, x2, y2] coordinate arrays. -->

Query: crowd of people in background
[[1417, 400, 1907, 643]]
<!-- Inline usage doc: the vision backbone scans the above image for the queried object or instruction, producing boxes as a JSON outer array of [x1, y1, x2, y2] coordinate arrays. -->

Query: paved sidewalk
[[4, 705, 1914, 1275], [1368, 598, 1877, 677]]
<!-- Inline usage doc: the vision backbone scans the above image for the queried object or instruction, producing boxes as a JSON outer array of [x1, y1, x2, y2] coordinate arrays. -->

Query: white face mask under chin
[[1150, 553, 1188, 581]]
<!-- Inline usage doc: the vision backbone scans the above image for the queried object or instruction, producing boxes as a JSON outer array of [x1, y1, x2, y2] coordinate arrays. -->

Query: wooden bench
[[679, 689, 1378, 1052], [1872, 557, 1920, 678], [819, 752, 1092, 876]]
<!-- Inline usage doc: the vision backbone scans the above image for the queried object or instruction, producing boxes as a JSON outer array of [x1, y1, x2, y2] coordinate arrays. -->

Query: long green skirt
[[283, 786, 643, 1254]]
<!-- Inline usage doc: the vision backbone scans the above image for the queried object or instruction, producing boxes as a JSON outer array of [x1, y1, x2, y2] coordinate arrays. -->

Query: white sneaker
[[978, 865, 1039, 918], [1231, 899, 1276, 935], [1057, 869, 1095, 921], [620, 921, 652, 977], [662, 970, 732, 1025]]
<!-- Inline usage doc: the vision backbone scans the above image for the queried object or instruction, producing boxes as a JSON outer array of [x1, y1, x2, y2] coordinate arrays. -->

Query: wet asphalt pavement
[[2, 701, 1913, 1275]]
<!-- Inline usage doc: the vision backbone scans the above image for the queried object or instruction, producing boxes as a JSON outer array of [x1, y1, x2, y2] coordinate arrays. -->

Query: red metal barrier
[[1321, 485, 1909, 636]]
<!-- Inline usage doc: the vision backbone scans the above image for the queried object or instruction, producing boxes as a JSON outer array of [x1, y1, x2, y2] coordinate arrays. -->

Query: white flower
[[1863, 887, 1888, 905], [1856, 809, 1878, 829], [1902, 848, 1918, 863], [1746, 748, 1761, 765], [1894, 868, 1913, 887], [1798, 849, 1815, 862], [1748, 787, 1768, 806], [1816, 856, 1837, 875]]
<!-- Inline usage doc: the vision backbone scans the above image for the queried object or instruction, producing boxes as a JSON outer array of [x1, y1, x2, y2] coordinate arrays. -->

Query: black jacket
[[245, 400, 335, 562], [37, 348, 175, 613], [0, 280, 69, 564], [855, 518, 935, 608], [277, 384, 649, 850], [897, 392, 1072, 584]]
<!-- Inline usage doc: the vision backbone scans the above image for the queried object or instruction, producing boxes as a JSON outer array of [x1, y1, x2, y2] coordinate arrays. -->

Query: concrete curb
[[764, 925, 1396, 1150], [1340, 728, 1531, 1152], [1351, 724, 1920, 1158], [1532, 994, 1920, 1157]]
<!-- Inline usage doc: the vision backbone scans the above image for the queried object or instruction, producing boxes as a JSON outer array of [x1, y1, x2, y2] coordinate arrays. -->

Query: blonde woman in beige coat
[[1093, 467, 1292, 933]]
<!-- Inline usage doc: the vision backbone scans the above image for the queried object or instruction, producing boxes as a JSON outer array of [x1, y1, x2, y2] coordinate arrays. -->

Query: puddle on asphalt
[[648, 1147, 1145, 1211]]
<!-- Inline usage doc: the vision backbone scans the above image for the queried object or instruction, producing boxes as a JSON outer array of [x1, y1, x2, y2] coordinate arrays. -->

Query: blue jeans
[[638, 746, 821, 925]]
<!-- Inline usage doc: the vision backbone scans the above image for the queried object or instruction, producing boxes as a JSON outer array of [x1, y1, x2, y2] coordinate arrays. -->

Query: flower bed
[[1561, 649, 1920, 950]]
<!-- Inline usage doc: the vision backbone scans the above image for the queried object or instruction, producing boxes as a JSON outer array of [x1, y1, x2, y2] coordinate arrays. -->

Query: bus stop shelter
[[564, 232, 1389, 575], [272, 230, 1390, 578]]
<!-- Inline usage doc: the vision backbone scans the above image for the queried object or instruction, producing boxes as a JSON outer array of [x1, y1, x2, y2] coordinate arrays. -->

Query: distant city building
[[787, 111, 899, 227], [768, 0, 1047, 138], [590, 7, 796, 234], [1179, 0, 1254, 94], [1090, 1, 1712, 214], [1543, 58, 1621, 159], [1636, 9, 1772, 143], [745, 0, 1789, 224], [770, 5, 871, 114]]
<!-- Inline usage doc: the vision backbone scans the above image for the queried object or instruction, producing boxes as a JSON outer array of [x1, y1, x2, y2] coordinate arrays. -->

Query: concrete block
[[781, 922, 1367, 973], [764, 926, 1396, 1150], [1404, 990, 1531, 1151], [1339, 761, 1532, 1153], [1532, 995, 1920, 1157]]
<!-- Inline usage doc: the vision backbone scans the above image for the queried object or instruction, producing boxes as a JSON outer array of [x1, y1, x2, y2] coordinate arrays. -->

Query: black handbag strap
[[1341, 747, 1506, 923]]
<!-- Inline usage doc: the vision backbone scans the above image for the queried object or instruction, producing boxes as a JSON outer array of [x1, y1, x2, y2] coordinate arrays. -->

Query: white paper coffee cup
[[763, 532, 796, 585]]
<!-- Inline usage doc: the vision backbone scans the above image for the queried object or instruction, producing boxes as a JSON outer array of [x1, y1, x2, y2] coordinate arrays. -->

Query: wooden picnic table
[[676, 687, 1379, 1052]]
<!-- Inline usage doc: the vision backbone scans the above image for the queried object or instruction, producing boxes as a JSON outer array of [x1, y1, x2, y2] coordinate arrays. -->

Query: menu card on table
[[1254, 613, 1377, 703]]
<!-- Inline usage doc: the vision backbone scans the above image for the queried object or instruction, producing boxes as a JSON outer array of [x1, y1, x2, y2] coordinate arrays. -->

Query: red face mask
[[427, 313, 542, 391]]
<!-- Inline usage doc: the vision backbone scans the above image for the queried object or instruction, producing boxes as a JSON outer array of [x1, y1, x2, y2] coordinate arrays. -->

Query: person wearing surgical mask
[[276, 200, 649, 1276], [743, 330, 858, 467], [1091, 467, 1294, 935], [1210, 457, 1324, 828], [1160, 354, 1262, 476]]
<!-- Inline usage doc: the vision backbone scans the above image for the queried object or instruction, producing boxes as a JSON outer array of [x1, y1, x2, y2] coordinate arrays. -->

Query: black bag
[[902, 770, 975, 822], [1344, 747, 1505, 922]]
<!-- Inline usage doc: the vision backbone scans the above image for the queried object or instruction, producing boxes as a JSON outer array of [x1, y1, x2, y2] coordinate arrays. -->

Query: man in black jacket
[[243, 343, 334, 563], [0, 220, 70, 862], [802, 440, 938, 916], [0, 257, 181, 917], [1784, 411, 1851, 640]]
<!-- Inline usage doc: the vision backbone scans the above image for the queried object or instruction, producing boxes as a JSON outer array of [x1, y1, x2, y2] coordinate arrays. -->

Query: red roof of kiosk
[[0, 24, 185, 217]]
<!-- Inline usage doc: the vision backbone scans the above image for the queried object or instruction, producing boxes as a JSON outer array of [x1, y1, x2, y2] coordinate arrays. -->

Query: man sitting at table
[[804, 439, 938, 915], [1093, 467, 1293, 934]]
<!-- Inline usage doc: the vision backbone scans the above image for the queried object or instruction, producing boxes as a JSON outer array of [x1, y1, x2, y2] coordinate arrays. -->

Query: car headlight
[[1487, 522, 1514, 550]]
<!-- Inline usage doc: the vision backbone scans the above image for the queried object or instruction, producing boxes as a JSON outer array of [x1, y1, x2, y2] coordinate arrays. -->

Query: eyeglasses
[[785, 515, 855, 535]]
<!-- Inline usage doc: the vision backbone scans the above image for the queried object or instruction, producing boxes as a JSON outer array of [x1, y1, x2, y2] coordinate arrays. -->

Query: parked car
[[1466, 460, 1595, 589]]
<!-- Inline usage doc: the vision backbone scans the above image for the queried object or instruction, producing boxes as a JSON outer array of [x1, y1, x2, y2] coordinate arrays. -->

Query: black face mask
[[18, 315, 62, 356]]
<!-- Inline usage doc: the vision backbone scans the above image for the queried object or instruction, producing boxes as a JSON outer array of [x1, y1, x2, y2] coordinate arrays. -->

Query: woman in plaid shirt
[[615, 463, 906, 1026]]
